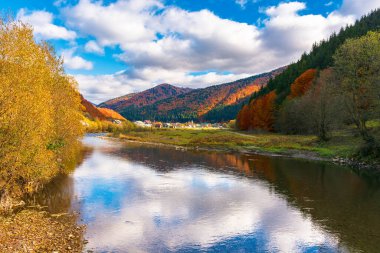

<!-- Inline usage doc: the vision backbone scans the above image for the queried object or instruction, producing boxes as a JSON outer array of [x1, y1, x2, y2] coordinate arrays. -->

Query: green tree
[[334, 32, 380, 143], [301, 69, 344, 141], [276, 69, 344, 141]]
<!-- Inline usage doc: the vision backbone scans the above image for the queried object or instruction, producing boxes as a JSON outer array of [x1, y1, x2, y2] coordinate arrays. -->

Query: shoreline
[[104, 136, 329, 161], [0, 208, 85, 252], [0, 178, 86, 253], [0, 161, 88, 252], [105, 133, 380, 173]]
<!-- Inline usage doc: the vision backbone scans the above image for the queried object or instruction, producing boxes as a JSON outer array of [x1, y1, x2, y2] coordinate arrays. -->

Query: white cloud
[[265, 1, 306, 16], [261, 2, 354, 59], [339, 0, 380, 16], [84, 40, 105, 55], [62, 48, 93, 70], [74, 73, 144, 104], [235, 0, 248, 8], [17, 9, 76, 40], [59, 0, 372, 102], [54, 0, 67, 7], [63, 0, 162, 47]]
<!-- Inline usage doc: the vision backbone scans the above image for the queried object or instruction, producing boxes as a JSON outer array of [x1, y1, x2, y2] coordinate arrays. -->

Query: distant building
[[153, 122, 163, 128], [163, 123, 175, 128], [201, 123, 211, 128], [173, 123, 184, 128], [134, 121, 145, 127], [185, 121, 195, 128]]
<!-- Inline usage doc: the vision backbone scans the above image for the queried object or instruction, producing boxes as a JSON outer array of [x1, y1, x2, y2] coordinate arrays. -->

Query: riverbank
[[0, 208, 85, 252], [115, 129, 379, 168], [0, 146, 89, 252]]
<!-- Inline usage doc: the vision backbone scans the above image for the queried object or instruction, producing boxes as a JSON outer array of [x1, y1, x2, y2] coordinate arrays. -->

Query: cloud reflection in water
[[73, 137, 343, 253]]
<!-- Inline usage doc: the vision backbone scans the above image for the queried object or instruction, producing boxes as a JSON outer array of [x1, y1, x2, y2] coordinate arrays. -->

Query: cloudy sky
[[4, 0, 380, 103]]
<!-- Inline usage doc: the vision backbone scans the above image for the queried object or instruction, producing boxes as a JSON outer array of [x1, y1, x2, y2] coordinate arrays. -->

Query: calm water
[[30, 135, 380, 253]]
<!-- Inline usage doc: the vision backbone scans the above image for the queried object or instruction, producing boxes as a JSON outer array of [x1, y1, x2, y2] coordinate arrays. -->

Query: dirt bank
[[0, 209, 85, 252]]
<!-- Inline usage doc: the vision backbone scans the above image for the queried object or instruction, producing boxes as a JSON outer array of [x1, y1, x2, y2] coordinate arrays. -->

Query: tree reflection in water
[[30, 136, 380, 253]]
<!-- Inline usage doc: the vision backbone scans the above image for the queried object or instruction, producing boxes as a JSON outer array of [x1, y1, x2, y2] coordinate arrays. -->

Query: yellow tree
[[43, 44, 84, 171], [0, 19, 83, 199]]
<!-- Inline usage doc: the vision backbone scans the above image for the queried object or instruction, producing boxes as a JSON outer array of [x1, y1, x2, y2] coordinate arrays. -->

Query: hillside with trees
[[81, 95, 135, 133], [81, 95, 126, 121], [101, 68, 284, 122], [244, 9, 380, 107], [99, 83, 192, 111], [236, 9, 380, 158]]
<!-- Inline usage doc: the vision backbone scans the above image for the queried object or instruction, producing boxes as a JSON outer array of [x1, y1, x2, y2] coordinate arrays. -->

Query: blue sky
[[3, 0, 380, 103]]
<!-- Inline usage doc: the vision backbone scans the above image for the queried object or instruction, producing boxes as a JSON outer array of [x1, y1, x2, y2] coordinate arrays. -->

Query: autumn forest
[[1, 4, 380, 252], [236, 10, 380, 158]]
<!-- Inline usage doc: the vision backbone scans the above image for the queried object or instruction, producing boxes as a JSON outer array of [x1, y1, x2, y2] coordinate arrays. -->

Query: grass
[[116, 127, 371, 159]]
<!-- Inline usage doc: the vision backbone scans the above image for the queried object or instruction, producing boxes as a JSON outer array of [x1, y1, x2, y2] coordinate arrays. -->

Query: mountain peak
[[99, 83, 192, 110], [156, 83, 172, 87], [153, 83, 187, 91]]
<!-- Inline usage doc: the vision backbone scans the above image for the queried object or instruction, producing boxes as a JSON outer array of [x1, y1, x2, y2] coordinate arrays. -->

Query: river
[[30, 135, 380, 252]]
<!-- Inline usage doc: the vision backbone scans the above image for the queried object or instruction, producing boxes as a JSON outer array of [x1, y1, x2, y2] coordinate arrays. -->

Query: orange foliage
[[156, 82, 264, 117], [223, 84, 261, 106], [98, 108, 126, 121], [81, 95, 107, 121], [237, 91, 277, 131], [81, 95, 126, 121], [236, 105, 250, 130], [288, 69, 317, 99], [248, 91, 277, 131]]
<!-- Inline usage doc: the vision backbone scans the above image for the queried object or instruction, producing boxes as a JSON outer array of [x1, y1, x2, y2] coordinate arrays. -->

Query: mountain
[[81, 95, 126, 121], [99, 83, 192, 111], [100, 67, 284, 122]]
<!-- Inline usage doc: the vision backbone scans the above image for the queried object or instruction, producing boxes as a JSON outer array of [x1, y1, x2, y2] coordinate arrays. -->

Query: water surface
[[32, 135, 380, 252]]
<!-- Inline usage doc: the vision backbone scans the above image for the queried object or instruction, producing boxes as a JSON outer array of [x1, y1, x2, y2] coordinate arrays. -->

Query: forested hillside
[[99, 83, 192, 111], [81, 95, 126, 121], [102, 68, 284, 122], [236, 10, 380, 158], [244, 9, 380, 107]]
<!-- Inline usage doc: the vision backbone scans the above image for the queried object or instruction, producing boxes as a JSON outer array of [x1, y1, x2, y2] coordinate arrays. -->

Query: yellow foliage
[[0, 19, 83, 197]]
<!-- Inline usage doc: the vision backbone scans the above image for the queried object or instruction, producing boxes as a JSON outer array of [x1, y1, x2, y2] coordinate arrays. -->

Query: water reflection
[[33, 136, 380, 252]]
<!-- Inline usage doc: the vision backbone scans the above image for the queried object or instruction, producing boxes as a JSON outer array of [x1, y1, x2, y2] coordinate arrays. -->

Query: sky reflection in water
[[70, 136, 346, 253]]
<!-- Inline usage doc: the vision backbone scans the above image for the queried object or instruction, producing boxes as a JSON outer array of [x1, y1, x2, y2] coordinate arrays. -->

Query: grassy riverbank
[[116, 128, 373, 160]]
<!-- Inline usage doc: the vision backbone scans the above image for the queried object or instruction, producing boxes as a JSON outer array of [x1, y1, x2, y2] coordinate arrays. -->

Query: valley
[[1, 3, 380, 253]]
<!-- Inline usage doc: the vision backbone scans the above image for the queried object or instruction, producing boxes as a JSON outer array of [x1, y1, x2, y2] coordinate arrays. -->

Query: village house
[[153, 122, 163, 128]]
